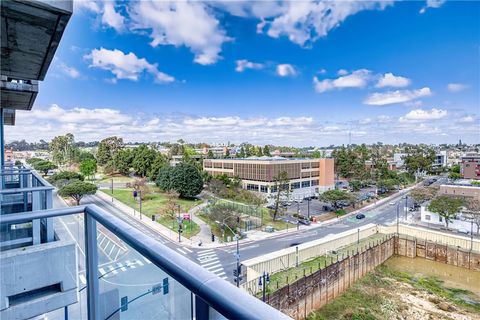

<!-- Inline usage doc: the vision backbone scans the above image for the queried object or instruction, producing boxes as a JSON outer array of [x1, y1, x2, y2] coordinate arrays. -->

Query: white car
[[457, 228, 469, 235], [389, 201, 396, 205]]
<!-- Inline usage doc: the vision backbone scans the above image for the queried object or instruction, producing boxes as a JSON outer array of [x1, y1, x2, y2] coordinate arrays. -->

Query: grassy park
[[102, 188, 200, 238]]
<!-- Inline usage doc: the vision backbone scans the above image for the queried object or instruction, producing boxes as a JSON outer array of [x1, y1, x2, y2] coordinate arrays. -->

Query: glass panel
[[95, 224, 194, 319]]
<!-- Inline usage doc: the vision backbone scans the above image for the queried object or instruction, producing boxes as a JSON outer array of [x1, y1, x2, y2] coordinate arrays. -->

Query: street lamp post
[[177, 204, 183, 243], [111, 178, 114, 202], [258, 271, 270, 302], [216, 219, 241, 287], [404, 195, 408, 221], [307, 198, 311, 220], [139, 190, 142, 220]]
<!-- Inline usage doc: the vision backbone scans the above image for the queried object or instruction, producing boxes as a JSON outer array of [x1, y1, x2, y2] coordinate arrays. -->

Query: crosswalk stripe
[[221, 276, 228, 280], [177, 248, 187, 255], [197, 250, 215, 257], [118, 263, 127, 272], [183, 247, 193, 253], [198, 249, 214, 254], [204, 263, 222, 270], [209, 267, 224, 273], [143, 257, 152, 264], [200, 259, 220, 267], [198, 257, 219, 264], [108, 266, 118, 274], [215, 271, 226, 276], [99, 268, 106, 275], [79, 274, 86, 284]]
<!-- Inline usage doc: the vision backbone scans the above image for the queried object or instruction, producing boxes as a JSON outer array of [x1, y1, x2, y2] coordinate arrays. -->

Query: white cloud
[[447, 83, 469, 93], [130, 1, 231, 65], [57, 61, 80, 79], [400, 108, 448, 122], [313, 69, 371, 93], [235, 60, 264, 72], [102, 2, 125, 32], [337, 69, 348, 76], [364, 87, 432, 106], [250, 1, 393, 47], [6, 105, 478, 145], [85, 48, 174, 83], [317, 69, 327, 74], [420, 0, 446, 14], [276, 64, 297, 77], [376, 73, 411, 88]]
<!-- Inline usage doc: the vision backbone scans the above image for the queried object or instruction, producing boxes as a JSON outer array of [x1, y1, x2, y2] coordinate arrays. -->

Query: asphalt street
[[53, 190, 415, 319]]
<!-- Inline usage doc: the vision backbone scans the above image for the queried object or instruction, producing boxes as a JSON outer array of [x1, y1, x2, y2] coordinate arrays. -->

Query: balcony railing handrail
[[0, 185, 55, 195], [0, 205, 292, 320]]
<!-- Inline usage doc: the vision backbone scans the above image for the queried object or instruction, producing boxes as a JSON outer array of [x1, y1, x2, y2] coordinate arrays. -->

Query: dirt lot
[[308, 262, 480, 320]]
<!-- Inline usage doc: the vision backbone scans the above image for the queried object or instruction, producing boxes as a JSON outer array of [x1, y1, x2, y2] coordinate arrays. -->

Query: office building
[[203, 157, 335, 198]]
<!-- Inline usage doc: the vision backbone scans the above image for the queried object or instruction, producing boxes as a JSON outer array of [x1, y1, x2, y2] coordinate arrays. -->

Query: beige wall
[[439, 184, 480, 201], [319, 158, 334, 187]]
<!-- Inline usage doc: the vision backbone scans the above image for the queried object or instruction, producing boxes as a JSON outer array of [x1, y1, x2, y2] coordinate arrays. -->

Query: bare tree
[[463, 198, 480, 236]]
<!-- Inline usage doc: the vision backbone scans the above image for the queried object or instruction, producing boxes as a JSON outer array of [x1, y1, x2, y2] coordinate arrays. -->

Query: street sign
[[133, 190, 137, 198], [120, 296, 128, 312], [182, 213, 190, 220], [176, 216, 183, 224], [152, 284, 162, 295], [163, 278, 169, 295]]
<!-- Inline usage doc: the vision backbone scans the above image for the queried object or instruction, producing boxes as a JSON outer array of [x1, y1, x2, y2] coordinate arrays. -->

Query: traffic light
[[233, 269, 238, 277], [211, 233, 215, 242]]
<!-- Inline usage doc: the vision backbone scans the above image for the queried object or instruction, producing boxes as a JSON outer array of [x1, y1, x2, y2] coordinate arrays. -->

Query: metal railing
[[0, 205, 292, 320]]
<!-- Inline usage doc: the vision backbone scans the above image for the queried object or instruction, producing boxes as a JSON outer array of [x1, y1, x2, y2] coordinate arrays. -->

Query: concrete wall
[[318, 158, 334, 188], [378, 224, 480, 252], [0, 240, 78, 320], [242, 224, 379, 290], [420, 206, 473, 232]]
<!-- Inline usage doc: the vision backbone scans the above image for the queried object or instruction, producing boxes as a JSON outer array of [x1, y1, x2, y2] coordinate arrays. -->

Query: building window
[[271, 186, 277, 193], [425, 215, 431, 221], [439, 216, 443, 222], [301, 181, 310, 188], [260, 185, 268, 193], [311, 179, 319, 186], [247, 184, 259, 191], [291, 182, 300, 189]]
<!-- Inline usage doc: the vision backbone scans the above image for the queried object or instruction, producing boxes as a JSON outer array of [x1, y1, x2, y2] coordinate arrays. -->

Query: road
[[54, 190, 414, 319]]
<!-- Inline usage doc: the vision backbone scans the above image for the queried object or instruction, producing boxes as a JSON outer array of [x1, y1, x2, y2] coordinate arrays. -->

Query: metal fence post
[[195, 296, 209, 320], [85, 212, 100, 319]]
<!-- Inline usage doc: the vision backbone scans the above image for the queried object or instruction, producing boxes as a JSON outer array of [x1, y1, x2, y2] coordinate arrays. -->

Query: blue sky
[[7, 0, 479, 146]]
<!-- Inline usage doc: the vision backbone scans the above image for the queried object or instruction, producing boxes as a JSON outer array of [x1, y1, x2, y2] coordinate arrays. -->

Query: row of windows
[[249, 179, 319, 193]]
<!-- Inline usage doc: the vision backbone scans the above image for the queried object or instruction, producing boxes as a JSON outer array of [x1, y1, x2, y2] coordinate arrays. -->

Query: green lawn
[[102, 189, 200, 238], [98, 175, 135, 183], [263, 233, 388, 294]]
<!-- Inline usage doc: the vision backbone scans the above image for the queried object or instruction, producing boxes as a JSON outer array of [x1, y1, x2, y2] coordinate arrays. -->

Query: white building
[[420, 205, 472, 232]]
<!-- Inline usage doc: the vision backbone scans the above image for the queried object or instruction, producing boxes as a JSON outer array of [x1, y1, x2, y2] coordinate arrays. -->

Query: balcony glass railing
[[1, 205, 292, 320], [0, 166, 54, 250]]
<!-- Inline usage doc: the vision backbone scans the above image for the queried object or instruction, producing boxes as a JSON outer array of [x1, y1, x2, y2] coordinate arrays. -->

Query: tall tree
[[79, 159, 97, 180], [207, 149, 214, 159], [97, 136, 123, 166], [403, 145, 436, 175], [148, 153, 168, 180], [132, 144, 156, 177], [50, 133, 77, 165], [263, 145, 271, 156], [156, 163, 203, 198], [428, 196, 464, 229], [271, 171, 290, 220], [463, 198, 480, 236]]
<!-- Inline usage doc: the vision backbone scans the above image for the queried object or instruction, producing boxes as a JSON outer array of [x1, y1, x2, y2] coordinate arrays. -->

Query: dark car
[[355, 213, 366, 219], [298, 219, 311, 226]]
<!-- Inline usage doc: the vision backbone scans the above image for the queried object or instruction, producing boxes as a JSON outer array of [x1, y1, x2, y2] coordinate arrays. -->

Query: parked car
[[389, 201, 396, 205], [356, 213, 366, 219], [298, 219, 311, 226], [457, 228, 469, 235]]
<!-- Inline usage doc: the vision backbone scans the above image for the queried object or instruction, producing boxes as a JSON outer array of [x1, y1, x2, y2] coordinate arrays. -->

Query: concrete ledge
[[0, 239, 78, 318]]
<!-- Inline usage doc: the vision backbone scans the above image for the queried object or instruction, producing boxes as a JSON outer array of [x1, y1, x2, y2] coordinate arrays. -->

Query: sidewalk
[[96, 183, 420, 249], [96, 190, 191, 244]]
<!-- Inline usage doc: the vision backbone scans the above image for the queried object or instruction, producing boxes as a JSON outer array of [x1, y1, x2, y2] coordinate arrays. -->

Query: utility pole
[[307, 198, 311, 220], [404, 195, 408, 221], [396, 202, 400, 235]]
